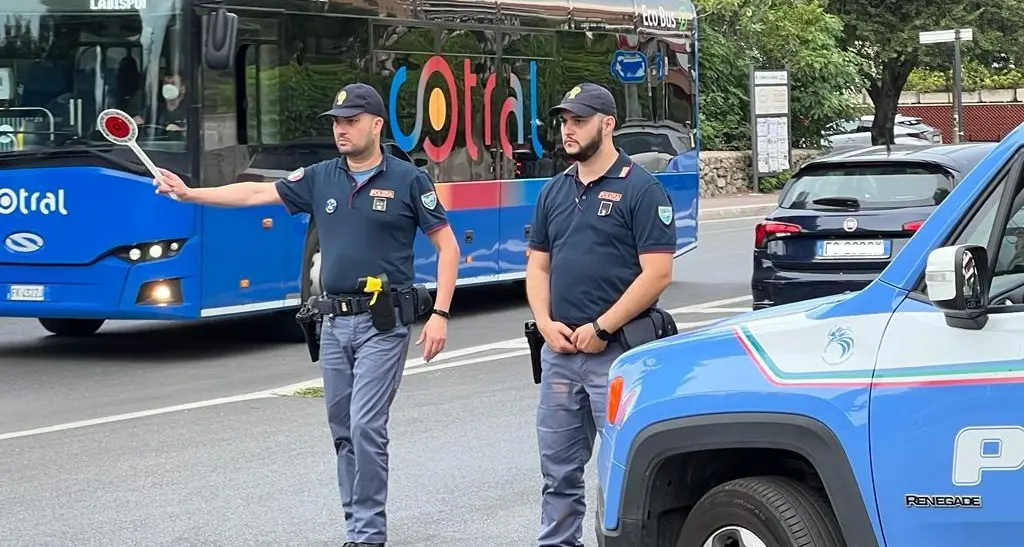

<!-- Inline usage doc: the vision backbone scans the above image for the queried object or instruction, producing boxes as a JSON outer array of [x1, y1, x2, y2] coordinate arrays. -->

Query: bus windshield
[[0, 1, 187, 159]]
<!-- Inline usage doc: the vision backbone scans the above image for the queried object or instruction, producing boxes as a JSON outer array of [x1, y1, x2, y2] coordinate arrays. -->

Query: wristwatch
[[592, 320, 613, 341], [432, 308, 451, 319]]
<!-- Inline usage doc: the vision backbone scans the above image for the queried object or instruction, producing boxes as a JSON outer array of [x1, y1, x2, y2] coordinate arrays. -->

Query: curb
[[698, 202, 776, 221]]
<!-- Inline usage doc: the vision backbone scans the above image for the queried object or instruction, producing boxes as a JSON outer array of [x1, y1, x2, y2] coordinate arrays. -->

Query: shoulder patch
[[658, 205, 673, 225], [421, 191, 437, 210], [286, 167, 304, 182]]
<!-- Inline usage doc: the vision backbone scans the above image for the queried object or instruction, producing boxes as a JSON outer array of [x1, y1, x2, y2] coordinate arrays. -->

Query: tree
[[826, 0, 998, 144], [696, 0, 863, 151], [915, 0, 1024, 71]]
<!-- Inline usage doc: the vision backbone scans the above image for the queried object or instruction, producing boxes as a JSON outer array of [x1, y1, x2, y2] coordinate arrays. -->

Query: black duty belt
[[316, 289, 411, 316], [316, 294, 375, 315]]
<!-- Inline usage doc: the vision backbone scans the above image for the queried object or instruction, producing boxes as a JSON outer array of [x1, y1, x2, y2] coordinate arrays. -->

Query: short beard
[[566, 132, 602, 162], [339, 137, 374, 157]]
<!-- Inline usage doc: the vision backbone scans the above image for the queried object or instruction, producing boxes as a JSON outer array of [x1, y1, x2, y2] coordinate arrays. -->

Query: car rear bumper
[[751, 266, 879, 309]]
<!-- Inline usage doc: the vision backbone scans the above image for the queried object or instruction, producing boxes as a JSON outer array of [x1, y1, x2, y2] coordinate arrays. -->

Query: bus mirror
[[203, 8, 238, 71]]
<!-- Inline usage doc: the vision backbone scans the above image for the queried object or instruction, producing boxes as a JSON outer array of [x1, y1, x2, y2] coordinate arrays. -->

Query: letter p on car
[[953, 426, 1024, 486]]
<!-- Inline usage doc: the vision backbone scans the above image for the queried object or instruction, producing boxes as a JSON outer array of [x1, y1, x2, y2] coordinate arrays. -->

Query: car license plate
[[817, 240, 890, 259], [7, 284, 46, 301]]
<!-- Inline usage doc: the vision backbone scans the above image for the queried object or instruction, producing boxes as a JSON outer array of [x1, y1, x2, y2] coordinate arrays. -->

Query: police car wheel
[[38, 318, 105, 337], [676, 476, 845, 547]]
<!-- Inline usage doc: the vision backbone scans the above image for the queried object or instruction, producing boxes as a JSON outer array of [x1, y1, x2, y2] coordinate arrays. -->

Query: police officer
[[153, 82, 460, 547], [525, 83, 675, 547]]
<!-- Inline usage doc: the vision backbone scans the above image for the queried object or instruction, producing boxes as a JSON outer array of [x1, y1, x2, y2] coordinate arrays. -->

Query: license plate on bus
[[7, 285, 46, 302], [816, 240, 890, 259]]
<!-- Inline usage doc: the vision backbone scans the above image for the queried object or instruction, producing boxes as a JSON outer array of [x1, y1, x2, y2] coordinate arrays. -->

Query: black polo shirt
[[275, 152, 449, 295], [528, 150, 676, 326]]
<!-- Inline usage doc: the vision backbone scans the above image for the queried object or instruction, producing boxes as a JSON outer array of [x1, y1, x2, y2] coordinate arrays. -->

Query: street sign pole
[[953, 29, 965, 144], [919, 28, 973, 143]]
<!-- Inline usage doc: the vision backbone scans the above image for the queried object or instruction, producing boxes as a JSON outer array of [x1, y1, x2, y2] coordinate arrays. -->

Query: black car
[[751, 143, 997, 310]]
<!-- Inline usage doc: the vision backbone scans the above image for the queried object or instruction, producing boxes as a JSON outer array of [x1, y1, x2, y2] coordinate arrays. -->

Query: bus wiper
[[812, 196, 860, 208], [79, 147, 150, 176]]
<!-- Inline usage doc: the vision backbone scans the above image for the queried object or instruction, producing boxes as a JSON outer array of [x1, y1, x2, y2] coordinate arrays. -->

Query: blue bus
[[0, 0, 700, 338]]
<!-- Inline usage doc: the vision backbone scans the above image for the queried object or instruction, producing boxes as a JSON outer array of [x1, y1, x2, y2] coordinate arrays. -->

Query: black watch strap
[[432, 308, 451, 319], [593, 320, 612, 341]]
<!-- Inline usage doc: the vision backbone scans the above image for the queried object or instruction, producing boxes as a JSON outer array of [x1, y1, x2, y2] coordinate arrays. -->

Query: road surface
[[0, 214, 764, 547]]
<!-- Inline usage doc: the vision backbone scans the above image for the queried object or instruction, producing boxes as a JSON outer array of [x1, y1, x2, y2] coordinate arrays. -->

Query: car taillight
[[754, 220, 801, 249], [903, 219, 924, 231]]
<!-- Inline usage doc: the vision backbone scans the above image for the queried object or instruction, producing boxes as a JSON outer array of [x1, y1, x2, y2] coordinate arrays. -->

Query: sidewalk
[[699, 192, 779, 220]]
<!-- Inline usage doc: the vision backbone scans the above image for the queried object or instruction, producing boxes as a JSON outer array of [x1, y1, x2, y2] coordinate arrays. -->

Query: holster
[[360, 273, 397, 332], [617, 307, 679, 351], [397, 284, 434, 326], [295, 296, 322, 362], [524, 320, 544, 384]]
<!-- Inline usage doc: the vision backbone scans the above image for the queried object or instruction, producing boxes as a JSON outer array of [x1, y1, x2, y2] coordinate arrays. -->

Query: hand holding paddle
[[96, 109, 181, 201]]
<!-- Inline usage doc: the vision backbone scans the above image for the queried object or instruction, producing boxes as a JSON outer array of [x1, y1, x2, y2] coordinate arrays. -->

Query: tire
[[676, 476, 846, 547], [38, 318, 105, 337]]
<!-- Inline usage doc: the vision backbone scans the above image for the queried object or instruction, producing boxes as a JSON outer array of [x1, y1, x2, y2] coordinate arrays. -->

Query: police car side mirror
[[925, 244, 991, 330], [202, 8, 238, 71]]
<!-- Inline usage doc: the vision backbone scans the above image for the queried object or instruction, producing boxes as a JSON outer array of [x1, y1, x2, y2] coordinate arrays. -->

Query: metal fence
[[898, 103, 1024, 143]]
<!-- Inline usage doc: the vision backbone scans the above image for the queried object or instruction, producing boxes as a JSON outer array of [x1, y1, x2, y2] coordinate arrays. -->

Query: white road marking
[[684, 307, 751, 313], [0, 392, 275, 441], [0, 295, 752, 442], [700, 215, 768, 224]]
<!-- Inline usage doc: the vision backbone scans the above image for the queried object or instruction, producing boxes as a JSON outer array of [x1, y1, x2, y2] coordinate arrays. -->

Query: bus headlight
[[113, 239, 187, 263]]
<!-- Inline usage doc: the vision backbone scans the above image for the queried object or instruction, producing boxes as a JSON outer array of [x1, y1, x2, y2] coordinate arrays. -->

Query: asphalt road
[[0, 215, 762, 547]]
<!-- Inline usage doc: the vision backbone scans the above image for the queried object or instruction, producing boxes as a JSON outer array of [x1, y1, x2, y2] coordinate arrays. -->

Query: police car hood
[[676, 292, 856, 338]]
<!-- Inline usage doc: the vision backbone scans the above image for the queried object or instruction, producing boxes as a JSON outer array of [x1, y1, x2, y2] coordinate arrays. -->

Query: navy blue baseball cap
[[548, 83, 617, 118], [320, 83, 388, 119]]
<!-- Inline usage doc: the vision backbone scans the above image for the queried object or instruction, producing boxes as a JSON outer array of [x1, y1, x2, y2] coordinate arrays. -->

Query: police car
[[596, 123, 1024, 547]]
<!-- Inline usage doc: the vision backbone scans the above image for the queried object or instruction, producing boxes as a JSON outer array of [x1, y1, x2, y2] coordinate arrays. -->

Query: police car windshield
[[0, 2, 187, 157], [781, 164, 953, 211]]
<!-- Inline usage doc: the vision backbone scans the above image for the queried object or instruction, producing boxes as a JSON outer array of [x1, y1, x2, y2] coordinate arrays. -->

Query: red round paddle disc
[[96, 109, 137, 145], [104, 115, 132, 140]]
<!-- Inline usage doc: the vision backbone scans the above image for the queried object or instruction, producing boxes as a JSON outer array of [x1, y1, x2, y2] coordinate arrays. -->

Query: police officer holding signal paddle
[[153, 83, 460, 547], [525, 82, 677, 547]]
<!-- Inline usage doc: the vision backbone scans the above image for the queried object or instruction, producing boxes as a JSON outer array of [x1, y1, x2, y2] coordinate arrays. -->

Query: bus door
[[197, 13, 303, 311]]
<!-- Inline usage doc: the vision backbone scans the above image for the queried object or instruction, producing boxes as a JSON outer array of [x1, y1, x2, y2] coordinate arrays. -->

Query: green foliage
[[696, 0, 863, 151], [906, 60, 1024, 92], [825, 0, 995, 143]]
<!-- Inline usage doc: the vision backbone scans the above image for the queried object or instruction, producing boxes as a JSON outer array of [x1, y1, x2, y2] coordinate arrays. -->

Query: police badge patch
[[421, 191, 437, 210], [658, 205, 672, 225], [325, 198, 338, 214], [287, 167, 304, 182]]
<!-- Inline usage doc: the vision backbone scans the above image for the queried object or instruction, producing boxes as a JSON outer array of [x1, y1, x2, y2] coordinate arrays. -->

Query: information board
[[748, 67, 792, 191]]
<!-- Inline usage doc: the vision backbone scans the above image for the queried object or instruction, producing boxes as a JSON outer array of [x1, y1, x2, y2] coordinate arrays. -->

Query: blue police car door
[[871, 151, 1024, 545]]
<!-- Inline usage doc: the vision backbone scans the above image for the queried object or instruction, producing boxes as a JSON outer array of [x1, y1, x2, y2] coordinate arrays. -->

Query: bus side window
[[244, 44, 281, 145]]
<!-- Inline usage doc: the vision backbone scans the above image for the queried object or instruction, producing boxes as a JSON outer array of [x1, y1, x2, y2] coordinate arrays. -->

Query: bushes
[[905, 60, 1024, 92]]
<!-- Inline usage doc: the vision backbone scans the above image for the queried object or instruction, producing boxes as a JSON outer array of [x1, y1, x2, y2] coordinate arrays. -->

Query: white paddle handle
[[128, 140, 181, 202]]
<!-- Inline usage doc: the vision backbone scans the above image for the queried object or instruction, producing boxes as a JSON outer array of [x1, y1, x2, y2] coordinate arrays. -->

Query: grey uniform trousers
[[536, 341, 625, 547], [320, 311, 411, 544]]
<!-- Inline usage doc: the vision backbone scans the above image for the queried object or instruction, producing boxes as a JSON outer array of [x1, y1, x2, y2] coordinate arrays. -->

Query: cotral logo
[[0, 188, 68, 216], [4, 232, 45, 253]]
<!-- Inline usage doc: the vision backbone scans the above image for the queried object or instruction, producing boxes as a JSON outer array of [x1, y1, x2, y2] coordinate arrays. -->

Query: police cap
[[548, 82, 617, 118], [320, 83, 388, 119]]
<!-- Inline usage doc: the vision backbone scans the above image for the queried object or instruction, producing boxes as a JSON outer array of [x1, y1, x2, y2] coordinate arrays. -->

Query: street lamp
[[919, 28, 973, 143]]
